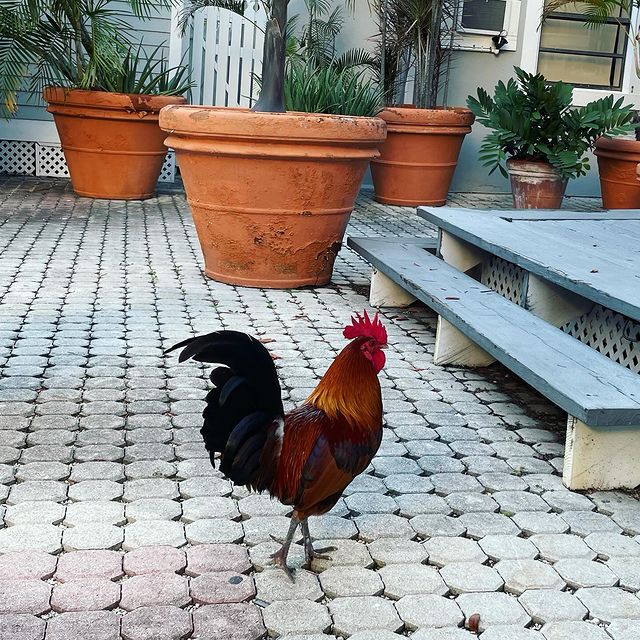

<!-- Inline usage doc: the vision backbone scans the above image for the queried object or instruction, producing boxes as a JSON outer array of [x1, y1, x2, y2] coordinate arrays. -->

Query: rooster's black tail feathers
[[166, 331, 284, 489]]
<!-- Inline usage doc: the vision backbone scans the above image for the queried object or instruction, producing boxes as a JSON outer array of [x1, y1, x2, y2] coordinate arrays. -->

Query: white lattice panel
[[159, 151, 176, 182], [0, 140, 36, 175], [562, 305, 640, 373], [481, 255, 527, 305], [36, 143, 70, 177]]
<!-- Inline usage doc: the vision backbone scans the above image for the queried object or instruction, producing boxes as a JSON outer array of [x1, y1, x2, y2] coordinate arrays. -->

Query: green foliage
[[467, 66, 635, 180], [284, 63, 383, 116], [0, 0, 188, 117]]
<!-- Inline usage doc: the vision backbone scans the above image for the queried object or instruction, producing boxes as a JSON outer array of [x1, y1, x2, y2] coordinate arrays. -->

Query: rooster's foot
[[269, 546, 295, 582], [305, 543, 337, 563]]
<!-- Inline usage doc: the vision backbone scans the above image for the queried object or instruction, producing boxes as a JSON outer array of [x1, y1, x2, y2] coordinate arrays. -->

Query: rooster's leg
[[301, 519, 336, 563], [269, 516, 299, 581]]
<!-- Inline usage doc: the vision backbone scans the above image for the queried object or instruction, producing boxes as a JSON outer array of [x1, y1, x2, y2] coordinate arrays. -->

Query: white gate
[[187, 5, 265, 108]]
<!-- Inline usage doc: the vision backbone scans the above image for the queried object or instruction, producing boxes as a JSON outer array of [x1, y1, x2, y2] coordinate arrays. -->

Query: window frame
[[453, 0, 522, 52]]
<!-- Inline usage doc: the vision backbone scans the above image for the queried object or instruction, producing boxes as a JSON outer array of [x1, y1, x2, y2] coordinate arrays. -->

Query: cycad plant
[[0, 0, 189, 117], [467, 66, 635, 180]]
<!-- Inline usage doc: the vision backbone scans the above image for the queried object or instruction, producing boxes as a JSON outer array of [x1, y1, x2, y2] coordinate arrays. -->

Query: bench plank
[[348, 237, 640, 428]]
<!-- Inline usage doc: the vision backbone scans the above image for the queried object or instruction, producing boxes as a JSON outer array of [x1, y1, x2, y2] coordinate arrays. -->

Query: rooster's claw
[[269, 547, 295, 582]]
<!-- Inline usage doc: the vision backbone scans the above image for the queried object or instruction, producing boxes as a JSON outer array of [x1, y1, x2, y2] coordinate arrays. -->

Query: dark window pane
[[462, 0, 506, 32]]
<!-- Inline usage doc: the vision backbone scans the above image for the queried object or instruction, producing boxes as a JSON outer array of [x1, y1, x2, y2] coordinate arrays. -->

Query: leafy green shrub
[[467, 67, 635, 180]]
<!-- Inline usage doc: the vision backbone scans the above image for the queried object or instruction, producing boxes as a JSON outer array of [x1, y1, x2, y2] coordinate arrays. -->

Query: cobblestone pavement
[[0, 177, 637, 640]]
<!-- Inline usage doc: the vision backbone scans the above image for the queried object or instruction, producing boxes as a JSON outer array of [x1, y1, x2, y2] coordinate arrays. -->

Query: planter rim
[[378, 106, 474, 127], [595, 136, 640, 154], [507, 157, 566, 181], [44, 86, 186, 112], [159, 105, 386, 142]]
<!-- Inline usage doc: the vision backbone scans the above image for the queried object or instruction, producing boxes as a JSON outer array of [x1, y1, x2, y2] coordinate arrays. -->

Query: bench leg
[[434, 317, 495, 367], [525, 274, 593, 326], [369, 269, 417, 308], [563, 416, 640, 490]]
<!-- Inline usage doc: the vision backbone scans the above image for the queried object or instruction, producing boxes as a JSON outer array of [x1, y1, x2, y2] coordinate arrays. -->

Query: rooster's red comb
[[343, 310, 387, 344]]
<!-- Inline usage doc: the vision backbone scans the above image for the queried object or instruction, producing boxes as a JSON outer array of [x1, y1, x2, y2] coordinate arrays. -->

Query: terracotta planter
[[160, 106, 386, 288], [594, 136, 640, 209], [507, 159, 567, 209], [44, 88, 186, 200], [371, 106, 475, 207]]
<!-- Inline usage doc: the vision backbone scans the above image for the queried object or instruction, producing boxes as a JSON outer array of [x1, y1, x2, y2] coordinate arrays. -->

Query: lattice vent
[[36, 143, 70, 177], [0, 140, 36, 175], [481, 255, 527, 305], [562, 305, 640, 373], [159, 151, 176, 183]]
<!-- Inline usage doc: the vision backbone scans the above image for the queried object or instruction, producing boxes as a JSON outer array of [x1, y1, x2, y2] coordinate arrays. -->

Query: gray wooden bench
[[348, 236, 640, 491]]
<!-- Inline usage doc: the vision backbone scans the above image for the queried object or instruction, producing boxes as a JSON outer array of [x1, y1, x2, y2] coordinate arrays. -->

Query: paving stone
[[554, 558, 619, 588], [64, 501, 126, 526], [431, 473, 484, 495], [0, 524, 62, 553], [344, 493, 399, 514], [584, 532, 640, 559], [456, 513, 519, 539], [513, 512, 570, 535], [178, 477, 233, 499], [121, 605, 193, 640], [185, 544, 251, 576], [126, 499, 182, 522], [123, 520, 186, 550], [589, 491, 640, 515], [319, 566, 383, 597], [480, 628, 544, 640], [123, 479, 179, 502], [15, 462, 69, 481], [606, 619, 638, 640], [440, 562, 504, 593], [0, 580, 51, 614], [307, 514, 358, 540], [348, 633, 402, 640], [124, 545, 186, 576], [365, 538, 426, 567], [561, 511, 622, 537], [446, 492, 499, 514], [605, 557, 640, 591], [530, 533, 596, 563], [542, 491, 595, 513], [70, 462, 124, 482], [378, 563, 447, 598], [55, 549, 123, 582], [411, 514, 466, 538], [383, 474, 434, 495], [45, 610, 120, 640], [478, 472, 528, 492], [185, 519, 244, 545], [540, 621, 611, 640], [417, 456, 465, 474], [255, 568, 323, 602], [51, 578, 121, 612], [7, 481, 67, 504], [119, 573, 190, 610], [396, 593, 464, 630], [237, 494, 291, 517], [4, 500, 65, 525], [190, 571, 255, 604], [575, 587, 640, 622], [125, 460, 176, 480], [424, 536, 488, 567], [494, 491, 550, 513], [181, 496, 240, 521], [519, 589, 588, 623], [395, 493, 451, 517], [62, 523, 124, 551], [412, 630, 476, 640], [496, 559, 565, 595], [329, 596, 403, 636], [0, 614, 46, 640], [355, 513, 414, 541], [249, 540, 306, 572], [456, 592, 531, 631], [0, 551, 57, 580], [262, 599, 331, 636], [68, 480, 123, 502]]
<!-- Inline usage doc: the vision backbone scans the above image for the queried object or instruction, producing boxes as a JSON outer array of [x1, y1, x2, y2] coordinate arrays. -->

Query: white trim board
[[0, 120, 60, 144]]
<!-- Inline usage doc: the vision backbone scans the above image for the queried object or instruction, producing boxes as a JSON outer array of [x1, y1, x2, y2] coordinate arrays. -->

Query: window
[[455, 0, 521, 52], [537, 2, 630, 90]]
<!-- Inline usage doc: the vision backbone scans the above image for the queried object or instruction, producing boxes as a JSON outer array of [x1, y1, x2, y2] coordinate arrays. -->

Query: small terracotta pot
[[594, 136, 640, 209], [507, 159, 567, 209], [44, 87, 186, 200], [160, 106, 386, 288], [371, 107, 475, 207]]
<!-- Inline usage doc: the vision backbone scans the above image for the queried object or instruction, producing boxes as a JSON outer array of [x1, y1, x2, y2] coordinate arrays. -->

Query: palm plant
[[0, 0, 187, 117]]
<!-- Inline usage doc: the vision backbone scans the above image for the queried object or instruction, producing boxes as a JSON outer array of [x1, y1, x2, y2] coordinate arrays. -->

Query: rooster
[[166, 310, 387, 579]]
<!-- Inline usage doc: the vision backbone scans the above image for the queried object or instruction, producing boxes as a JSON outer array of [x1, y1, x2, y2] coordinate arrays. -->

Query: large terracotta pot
[[507, 159, 567, 209], [371, 106, 474, 207], [44, 88, 186, 200], [594, 136, 640, 209], [160, 106, 386, 288]]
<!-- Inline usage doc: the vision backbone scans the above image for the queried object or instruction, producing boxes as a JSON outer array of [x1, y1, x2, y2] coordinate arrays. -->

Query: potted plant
[[161, 0, 386, 288], [0, 1, 190, 200], [467, 67, 634, 209], [365, 0, 475, 207], [543, 0, 640, 208]]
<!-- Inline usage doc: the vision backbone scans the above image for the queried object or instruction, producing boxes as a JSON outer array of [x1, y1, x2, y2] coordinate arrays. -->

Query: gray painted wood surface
[[349, 237, 640, 428], [418, 207, 640, 322]]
